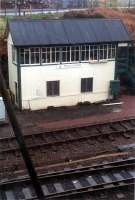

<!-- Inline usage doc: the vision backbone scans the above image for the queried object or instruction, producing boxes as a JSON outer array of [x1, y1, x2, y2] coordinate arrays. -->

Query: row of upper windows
[[47, 78, 93, 96], [12, 44, 116, 65]]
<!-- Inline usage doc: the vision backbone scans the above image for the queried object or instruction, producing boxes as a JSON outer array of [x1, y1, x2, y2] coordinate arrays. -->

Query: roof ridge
[[9, 17, 122, 22]]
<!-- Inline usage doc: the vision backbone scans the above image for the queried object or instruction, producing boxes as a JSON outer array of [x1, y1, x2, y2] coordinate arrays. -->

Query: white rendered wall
[[21, 61, 115, 110], [7, 34, 18, 95]]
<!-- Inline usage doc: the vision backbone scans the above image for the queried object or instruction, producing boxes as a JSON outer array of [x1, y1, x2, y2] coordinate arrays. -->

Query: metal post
[[0, 62, 44, 199]]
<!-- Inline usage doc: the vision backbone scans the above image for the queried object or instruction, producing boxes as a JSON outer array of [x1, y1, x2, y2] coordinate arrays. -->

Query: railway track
[[0, 157, 134, 200], [1, 118, 135, 154], [0, 118, 135, 174]]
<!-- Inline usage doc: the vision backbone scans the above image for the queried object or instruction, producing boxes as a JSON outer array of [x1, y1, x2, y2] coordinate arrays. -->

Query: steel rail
[[0, 157, 134, 186], [0, 120, 135, 155], [46, 179, 134, 199]]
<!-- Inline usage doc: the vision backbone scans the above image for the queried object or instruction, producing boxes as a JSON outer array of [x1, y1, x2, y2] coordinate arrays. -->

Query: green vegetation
[[30, 12, 64, 19], [0, 12, 64, 38], [0, 17, 7, 38]]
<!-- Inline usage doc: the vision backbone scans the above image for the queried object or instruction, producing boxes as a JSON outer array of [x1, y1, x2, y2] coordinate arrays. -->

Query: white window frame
[[70, 46, 80, 63], [99, 44, 108, 61], [89, 45, 99, 61], [107, 44, 116, 61], [61, 46, 71, 63], [30, 47, 40, 65], [20, 48, 40, 65], [81, 45, 90, 62], [41, 47, 61, 65], [19, 44, 117, 65]]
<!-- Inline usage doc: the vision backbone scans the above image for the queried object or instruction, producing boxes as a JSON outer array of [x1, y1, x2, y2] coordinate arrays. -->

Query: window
[[71, 46, 80, 62], [81, 45, 89, 61], [42, 47, 61, 63], [20, 48, 40, 64], [108, 44, 116, 59], [42, 47, 47, 63], [12, 46, 17, 63], [47, 81, 60, 96], [20, 48, 30, 64], [99, 44, 107, 60], [56, 48, 61, 62], [90, 45, 98, 61], [81, 78, 93, 93], [46, 47, 51, 63], [52, 47, 61, 63], [31, 48, 40, 64], [62, 46, 70, 62], [20, 44, 116, 65]]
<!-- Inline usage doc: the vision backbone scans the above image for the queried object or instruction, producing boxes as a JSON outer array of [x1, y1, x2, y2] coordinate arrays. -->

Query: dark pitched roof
[[8, 18, 131, 47]]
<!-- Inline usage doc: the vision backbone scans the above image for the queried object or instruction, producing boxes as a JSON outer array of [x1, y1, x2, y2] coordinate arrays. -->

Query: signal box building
[[7, 18, 131, 110]]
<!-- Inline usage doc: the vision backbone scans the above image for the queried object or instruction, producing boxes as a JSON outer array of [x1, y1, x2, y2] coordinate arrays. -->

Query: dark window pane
[[47, 49, 51, 63], [76, 51, 79, 61], [47, 82, 52, 96], [76, 46, 79, 51], [87, 78, 93, 91], [71, 51, 75, 61], [62, 47, 66, 51], [82, 50, 85, 61], [67, 50, 70, 62], [47, 81, 59, 96], [52, 48, 55, 62], [20, 48, 24, 53], [56, 52, 60, 62], [81, 78, 86, 92], [62, 51, 67, 62], [94, 49, 98, 60], [81, 78, 93, 92], [112, 48, 116, 58], [42, 48, 46, 52], [20, 53, 24, 64], [25, 51, 30, 64], [86, 50, 89, 60], [31, 53, 35, 64], [35, 53, 40, 63], [42, 52, 46, 63], [108, 48, 112, 59]]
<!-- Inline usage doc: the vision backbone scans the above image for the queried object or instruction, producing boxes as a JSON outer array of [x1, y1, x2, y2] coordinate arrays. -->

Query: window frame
[[61, 46, 71, 63], [99, 44, 108, 61], [107, 44, 116, 61], [90, 45, 99, 61], [81, 77, 93, 93], [46, 80, 60, 97], [41, 47, 61, 65], [70, 46, 80, 63], [20, 47, 40, 65], [19, 44, 117, 65], [81, 45, 90, 62]]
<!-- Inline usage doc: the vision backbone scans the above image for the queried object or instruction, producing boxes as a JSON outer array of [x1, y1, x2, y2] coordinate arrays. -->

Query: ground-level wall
[[21, 61, 115, 110]]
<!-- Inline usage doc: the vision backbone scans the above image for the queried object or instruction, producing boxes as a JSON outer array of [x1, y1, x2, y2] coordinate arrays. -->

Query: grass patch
[[29, 12, 64, 19], [0, 17, 7, 38]]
